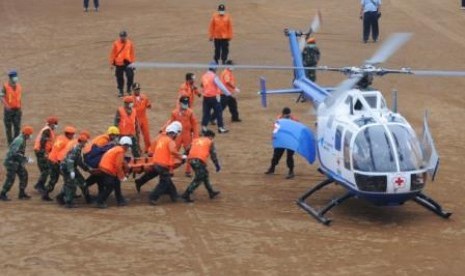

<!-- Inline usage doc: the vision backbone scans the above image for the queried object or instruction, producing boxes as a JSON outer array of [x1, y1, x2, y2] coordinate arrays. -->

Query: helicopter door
[[421, 113, 440, 181]]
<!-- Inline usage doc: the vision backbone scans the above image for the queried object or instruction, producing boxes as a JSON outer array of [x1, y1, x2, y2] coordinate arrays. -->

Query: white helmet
[[119, 136, 133, 146], [166, 121, 182, 134]]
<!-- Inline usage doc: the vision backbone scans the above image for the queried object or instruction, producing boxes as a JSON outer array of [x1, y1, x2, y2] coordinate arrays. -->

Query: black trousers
[[149, 166, 178, 202], [135, 167, 159, 188], [83, 0, 99, 8], [363, 11, 379, 42], [220, 95, 239, 121], [270, 148, 294, 172], [115, 65, 134, 94], [213, 39, 229, 64], [202, 97, 224, 128], [96, 173, 124, 204]]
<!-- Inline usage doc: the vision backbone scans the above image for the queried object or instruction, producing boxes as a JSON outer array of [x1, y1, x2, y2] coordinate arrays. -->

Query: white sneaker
[[218, 127, 229, 134]]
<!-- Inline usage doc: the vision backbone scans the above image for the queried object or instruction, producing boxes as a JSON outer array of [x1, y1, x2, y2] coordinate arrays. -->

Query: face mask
[[181, 103, 189, 109], [128, 103, 134, 108], [219, 11, 225, 15], [11, 76, 19, 83]]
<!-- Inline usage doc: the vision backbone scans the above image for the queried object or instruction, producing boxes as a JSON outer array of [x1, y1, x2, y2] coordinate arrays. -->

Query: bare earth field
[[0, 0, 465, 275]]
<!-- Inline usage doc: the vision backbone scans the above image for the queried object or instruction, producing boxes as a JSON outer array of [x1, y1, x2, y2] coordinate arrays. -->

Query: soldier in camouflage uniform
[[302, 37, 320, 82], [0, 126, 33, 201], [56, 132, 90, 208], [33, 116, 59, 193], [181, 130, 221, 203]]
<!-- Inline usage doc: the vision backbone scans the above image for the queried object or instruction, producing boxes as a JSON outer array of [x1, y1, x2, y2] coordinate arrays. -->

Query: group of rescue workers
[[0, 3, 322, 208]]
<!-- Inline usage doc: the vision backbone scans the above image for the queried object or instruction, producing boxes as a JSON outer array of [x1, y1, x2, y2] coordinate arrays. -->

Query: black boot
[[56, 193, 65, 205], [135, 178, 143, 193], [209, 190, 221, 199], [265, 167, 275, 175], [34, 182, 45, 193], [285, 170, 295, 179], [18, 189, 31, 200], [41, 192, 53, 201], [181, 192, 194, 203], [0, 192, 10, 201]]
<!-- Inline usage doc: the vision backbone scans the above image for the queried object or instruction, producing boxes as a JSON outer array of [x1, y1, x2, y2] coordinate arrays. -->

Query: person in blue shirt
[[360, 0, 381, 43]]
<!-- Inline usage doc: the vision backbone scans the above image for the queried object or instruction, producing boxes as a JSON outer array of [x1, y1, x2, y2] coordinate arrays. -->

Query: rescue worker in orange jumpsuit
[[201, 63, 231, 134], [178, 73, 201, 108], [109, 30, 135, 97], [209, 4, 233, 65], [134, 121, 183, 193], [220, 60, 241, 122], [83, 126, 120, 193], [96, 136, 133, 208], [33, 116, 59, 193], [114, 96, 140, 157], [162, 96, 199, 177], [265, 107, 299, 179], [42, 126, 76, 201], [181, 130, 221, 203], [131, 83, 152, 153], [1, 70, 23, 145]]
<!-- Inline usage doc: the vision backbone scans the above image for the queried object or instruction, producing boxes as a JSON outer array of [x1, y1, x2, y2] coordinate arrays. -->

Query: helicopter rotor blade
[[299, 10, 322, 52], [365, 33, 412, 65], [131, 62, 321, 71], [410, 70, 465, 77], [319, 75, 362, 116]]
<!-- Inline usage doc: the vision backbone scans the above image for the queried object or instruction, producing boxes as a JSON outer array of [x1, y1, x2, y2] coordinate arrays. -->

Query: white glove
[[216, 95, 221, 102], [235, 88, 240, 93], [27, 157, 34, 164], [70, 172, 75, 179], [122, 177, 128, 182], [181, 155, 188, 160]]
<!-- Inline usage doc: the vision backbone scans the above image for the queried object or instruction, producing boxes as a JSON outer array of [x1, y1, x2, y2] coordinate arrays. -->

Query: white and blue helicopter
[[258, 29, 465, 225], [130, 16, 465, 225]]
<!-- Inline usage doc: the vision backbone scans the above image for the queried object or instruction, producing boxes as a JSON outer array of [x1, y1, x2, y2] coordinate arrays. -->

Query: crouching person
[[57, 132, 91, 208], [181, 130, 221, 203], [95, 136, 132, 208], [0, 126, 34, 201]]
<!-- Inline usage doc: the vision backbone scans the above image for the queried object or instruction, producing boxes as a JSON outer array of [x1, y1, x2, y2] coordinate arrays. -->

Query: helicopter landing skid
[[296, 178, 354, 225], [412, 192, 452, 219]]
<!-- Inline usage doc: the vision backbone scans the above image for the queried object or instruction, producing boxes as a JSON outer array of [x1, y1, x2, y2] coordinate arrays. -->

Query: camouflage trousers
[[3, 109, 21, 145], [305, 69, 316, 82], [184, 159, 214, 195], [45, 162, 61, 193], [34, 151, 50, 187], [60, 169, 87, 205], [2, 160, 28, 194]]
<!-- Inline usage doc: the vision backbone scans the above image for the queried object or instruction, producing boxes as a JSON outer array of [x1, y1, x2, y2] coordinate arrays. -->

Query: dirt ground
[[0, 0, 465, 275]]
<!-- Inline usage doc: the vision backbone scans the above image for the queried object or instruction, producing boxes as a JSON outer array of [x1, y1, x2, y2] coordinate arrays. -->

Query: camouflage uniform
[[34, 128, 53, 192], [302, 44, 320, 82], [57, 143, 90, 207], [183, 142, 220, 199], [0, 134, 29, 199]]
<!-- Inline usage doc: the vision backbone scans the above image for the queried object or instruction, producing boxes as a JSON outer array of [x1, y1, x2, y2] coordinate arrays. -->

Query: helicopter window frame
[[343, 131, 352, 169], [335, 126, 343, 151], [363, 94, 378, 109], [387, 124, 424, 172]]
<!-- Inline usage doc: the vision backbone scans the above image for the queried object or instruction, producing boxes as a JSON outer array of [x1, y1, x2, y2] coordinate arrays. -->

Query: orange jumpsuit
[[161, 107, 199, 174], [133, 93, 152, 152], [178, 81, 201, 108]]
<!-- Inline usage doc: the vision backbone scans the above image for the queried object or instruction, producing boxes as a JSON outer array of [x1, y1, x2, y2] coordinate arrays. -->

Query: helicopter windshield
[[387, 125, 424, 171], [352, 125, 424, 173], [353, 126, 397, 172]]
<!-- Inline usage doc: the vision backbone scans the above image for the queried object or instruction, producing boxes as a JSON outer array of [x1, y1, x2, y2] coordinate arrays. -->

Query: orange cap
[[46, 116, 59, 125], [123, 96, 134, 103], [79, 130, 91, 140], [64, 126, 76, 134], [307, 37, 316, 44], [22, 125, 34, 135], [78, 134, 89, 143]]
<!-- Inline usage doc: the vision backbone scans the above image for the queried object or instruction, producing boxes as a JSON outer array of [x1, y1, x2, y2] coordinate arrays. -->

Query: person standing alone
[[209, 4, 233, 65], [360, 0, 381, 43], [110, 31, 135, 97], [83, 0, 99, 12], [1, 70, 23, 145]]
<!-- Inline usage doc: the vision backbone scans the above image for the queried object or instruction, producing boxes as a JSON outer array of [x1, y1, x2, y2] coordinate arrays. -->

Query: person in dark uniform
[[360, 0, 381, 43], [302, 37, 321, 82]]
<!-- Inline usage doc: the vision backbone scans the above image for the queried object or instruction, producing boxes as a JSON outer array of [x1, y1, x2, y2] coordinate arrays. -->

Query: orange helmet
[[22, 125, 33, 135], [46, 116, 59, 125], [123, 96, 133, 103], [78, 133, 90, 143], [79, 130, 91, 140], [307, 37, 316, 44], [64, 126, 76, 134]]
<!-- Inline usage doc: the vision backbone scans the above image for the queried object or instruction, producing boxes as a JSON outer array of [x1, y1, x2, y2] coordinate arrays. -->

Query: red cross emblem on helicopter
[[393, 176, 406, 188]]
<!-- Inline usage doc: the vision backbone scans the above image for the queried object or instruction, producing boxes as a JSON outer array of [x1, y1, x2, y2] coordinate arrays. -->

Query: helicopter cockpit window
[[344, 131, 352, 169], [363, 95, 377, 108], [353, 126, 397, 172], [388, 125, 424, 171], [335, 126, 343, 151]]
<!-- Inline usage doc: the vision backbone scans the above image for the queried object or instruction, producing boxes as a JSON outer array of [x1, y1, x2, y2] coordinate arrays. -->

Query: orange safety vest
[[201, 71, 220, 98], [58, 139, 79, 162], [178, 82, 199, 107], [220, 69, 236, 93], [151, 134, 178, 168], [3, 82, 22, 109], [48, 135, 72, 163], [133, 93, 151, 119], [83, 134, 111, 154], [208, 13, 233, 39], [99, 146, 126, 179], [118, 107, 136, 136], [109, 39, 135, 66], [34, 125, 55, 153], [167, 108, 198, 134], [188, 137, 212, 163]]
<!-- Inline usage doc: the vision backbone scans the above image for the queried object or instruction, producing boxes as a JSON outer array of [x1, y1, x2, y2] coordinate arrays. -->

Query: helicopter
[[257, 29, 465, 225]]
